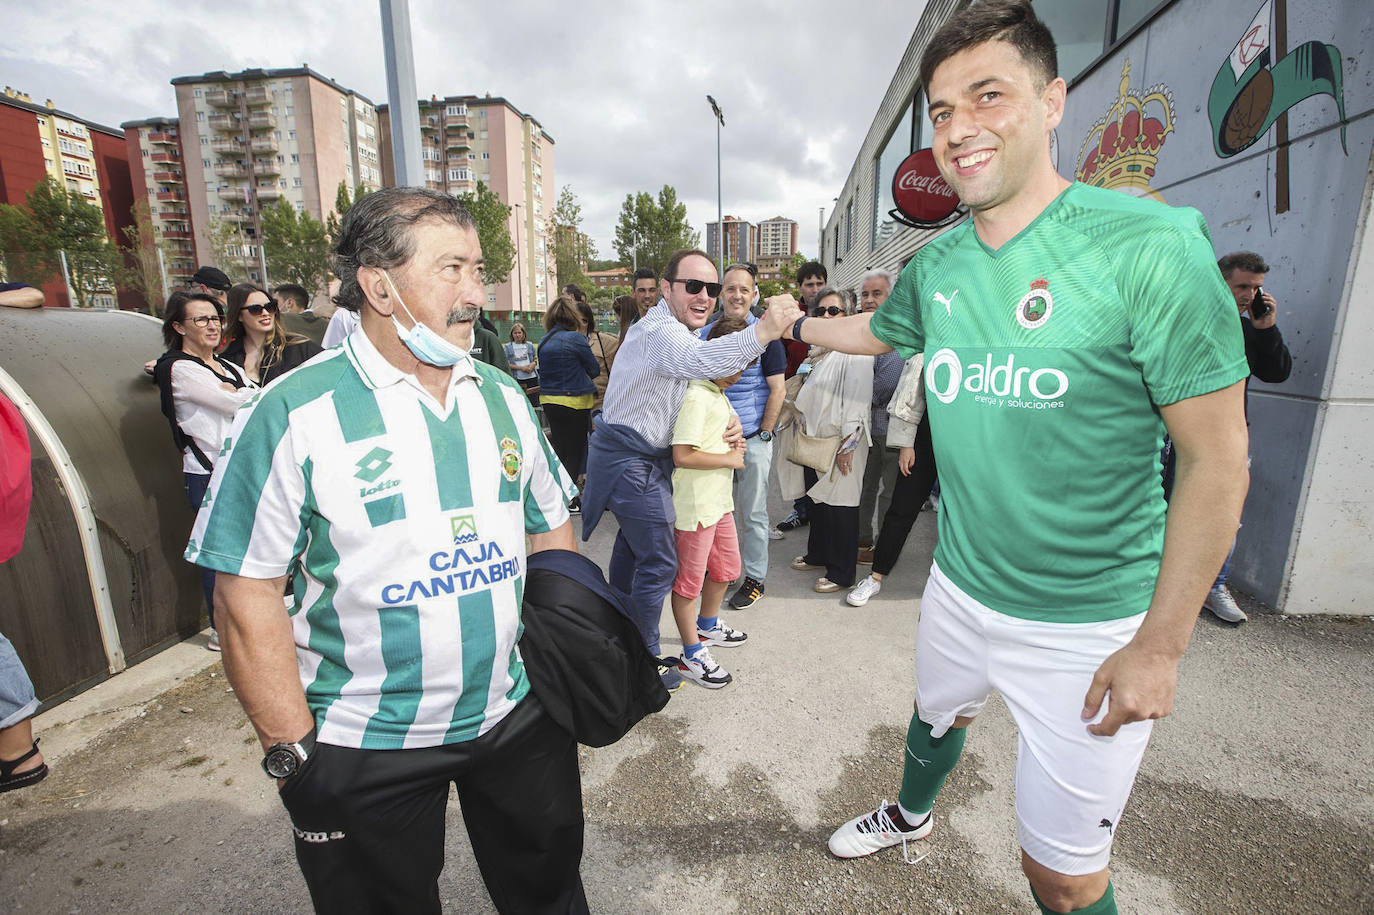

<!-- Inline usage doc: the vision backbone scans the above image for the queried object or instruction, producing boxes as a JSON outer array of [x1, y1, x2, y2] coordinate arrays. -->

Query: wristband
[[791, 316, 808, 344]]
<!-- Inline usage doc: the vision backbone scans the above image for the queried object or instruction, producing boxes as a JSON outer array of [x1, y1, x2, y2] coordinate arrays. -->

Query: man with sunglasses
[[582, 249, 801, 687]]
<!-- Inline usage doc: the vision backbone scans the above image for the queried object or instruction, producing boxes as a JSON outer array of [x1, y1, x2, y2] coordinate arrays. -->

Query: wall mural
[[1207, 0, 1347, 213], [1073, 60, 1176, 201]]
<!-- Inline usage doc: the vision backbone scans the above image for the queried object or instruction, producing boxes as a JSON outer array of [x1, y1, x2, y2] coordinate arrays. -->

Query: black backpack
[[520, 549, 670, 747], [151, 350, 247, 471]]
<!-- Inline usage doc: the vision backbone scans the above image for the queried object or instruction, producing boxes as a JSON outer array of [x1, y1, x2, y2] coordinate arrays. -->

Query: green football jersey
[[870, 183, 1248, 623]]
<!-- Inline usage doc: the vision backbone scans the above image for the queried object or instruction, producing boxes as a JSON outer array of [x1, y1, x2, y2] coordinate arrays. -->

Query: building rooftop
[[170, 66, 376, 107], [378, 93, 555, 144], [0, 87, 123, 138]]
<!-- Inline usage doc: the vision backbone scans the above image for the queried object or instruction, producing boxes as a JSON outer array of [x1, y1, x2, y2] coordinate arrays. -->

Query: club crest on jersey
[[1016, 277, 1053, 330], [499, 436, 522, 482], [451, 513, 478, 544]]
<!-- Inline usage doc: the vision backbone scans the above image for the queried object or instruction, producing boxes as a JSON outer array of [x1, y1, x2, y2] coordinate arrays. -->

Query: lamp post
[[706, 95, 724, 276], [511, 202, 524, 315]]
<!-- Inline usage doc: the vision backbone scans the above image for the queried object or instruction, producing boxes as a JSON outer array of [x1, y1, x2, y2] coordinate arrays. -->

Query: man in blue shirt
[[701, 263, 786, 609]]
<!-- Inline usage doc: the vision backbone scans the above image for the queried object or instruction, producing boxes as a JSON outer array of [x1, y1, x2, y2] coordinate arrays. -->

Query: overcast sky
[[6, 0, 927, 258]]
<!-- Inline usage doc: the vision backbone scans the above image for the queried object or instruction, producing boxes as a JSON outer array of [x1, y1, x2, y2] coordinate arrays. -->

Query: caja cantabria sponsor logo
[[925, 348, 1069, 407]]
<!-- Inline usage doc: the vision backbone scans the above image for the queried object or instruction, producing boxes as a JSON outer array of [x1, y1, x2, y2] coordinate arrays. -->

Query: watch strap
[[791, 315, 807, 344]]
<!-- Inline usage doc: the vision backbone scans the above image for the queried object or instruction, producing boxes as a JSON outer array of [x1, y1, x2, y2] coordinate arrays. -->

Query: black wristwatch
[[758, 430, 774, 442], [262, 729, 316, 779]]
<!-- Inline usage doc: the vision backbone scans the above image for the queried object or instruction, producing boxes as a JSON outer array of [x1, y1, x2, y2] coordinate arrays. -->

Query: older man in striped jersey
[[188, 187, 587, 913]]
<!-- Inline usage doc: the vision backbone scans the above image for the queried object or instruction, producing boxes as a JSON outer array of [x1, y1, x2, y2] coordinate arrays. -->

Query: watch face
[[263, 747, 300, 779], [759, 431, 773, 442]]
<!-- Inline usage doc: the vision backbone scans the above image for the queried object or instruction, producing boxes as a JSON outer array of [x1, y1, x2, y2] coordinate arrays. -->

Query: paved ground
[[2, 499, 1372, 913]]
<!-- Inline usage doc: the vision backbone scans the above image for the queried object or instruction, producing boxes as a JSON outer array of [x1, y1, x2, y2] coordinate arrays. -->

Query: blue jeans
[[734, 435, 774, 582], [0, 632, 39, 729], [603, 460, 677, 668], [184, 472, 216, 628]]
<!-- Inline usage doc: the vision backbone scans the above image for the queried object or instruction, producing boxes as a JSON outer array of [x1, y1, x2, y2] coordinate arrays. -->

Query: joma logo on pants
[[293, 827, 346, 843]]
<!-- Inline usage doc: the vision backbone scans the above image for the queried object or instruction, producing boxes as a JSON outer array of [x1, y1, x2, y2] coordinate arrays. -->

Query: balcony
[[253, 159, 281, 176], [445, 137, 471, 151], [162, 213, 188, 225], [207, 113, 240, 132], [223, 210, 252, 223], [214, 161, 248, 179], [444, 116, 469, 130], [162, 228, 191, 240], [210, 138, 243, 154], [256, 185, 282, 200], [204, 89, 237, 108], [148, 131, 178, 145], [248, 111, 276, 131], [251, 135, 278, 153], [217, 185, 250, 201], [150, 151, 180, 164], [151, 171, 182, 184], [447, 155, 472, 166], [155, 189, 185, 202], [243, 87, 271, 107]]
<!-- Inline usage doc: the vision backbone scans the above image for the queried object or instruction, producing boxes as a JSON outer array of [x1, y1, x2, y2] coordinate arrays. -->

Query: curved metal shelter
[[0, 307, 205, 707]]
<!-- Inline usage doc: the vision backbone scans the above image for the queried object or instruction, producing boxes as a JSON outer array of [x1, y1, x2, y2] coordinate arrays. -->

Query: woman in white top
[[781, 288, 873, 592], [504, 323, 539, 402], [151, 291, 256, 648]]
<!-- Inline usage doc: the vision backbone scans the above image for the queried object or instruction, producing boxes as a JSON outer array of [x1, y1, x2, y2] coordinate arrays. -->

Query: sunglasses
[[185, 314, 223, 327], [813, 305, 844, 317], [669, 278, 723, 298], [243, 302, 278, 316]]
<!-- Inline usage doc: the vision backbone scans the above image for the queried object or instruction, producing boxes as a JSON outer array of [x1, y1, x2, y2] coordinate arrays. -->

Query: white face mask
[[382, 270, 471, 368]]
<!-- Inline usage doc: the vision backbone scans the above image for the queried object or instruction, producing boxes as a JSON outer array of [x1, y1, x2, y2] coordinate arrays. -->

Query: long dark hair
[[613, 295, 638, 344], [225, 282, 290, 374]]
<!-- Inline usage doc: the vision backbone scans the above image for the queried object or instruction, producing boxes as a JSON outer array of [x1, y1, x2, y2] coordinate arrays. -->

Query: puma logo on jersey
[[933, 289, 959, 316]]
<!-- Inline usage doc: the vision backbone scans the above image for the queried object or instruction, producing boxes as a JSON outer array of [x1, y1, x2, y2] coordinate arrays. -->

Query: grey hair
[[860, 268, 896, 292], [813, 286, 857, 316], [332, 187, 476, 312]]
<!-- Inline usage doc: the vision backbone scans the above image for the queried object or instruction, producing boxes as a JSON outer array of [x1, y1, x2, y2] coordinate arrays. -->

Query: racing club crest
[[499, 436, 522, 482], [1016, 278, 1053, 330]]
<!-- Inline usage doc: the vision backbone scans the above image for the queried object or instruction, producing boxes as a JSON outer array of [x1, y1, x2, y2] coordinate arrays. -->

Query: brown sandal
[[0, 739, 48, 793]]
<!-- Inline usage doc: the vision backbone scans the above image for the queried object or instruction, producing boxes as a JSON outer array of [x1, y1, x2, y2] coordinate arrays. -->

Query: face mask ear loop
[[382, 270, 415, 326]]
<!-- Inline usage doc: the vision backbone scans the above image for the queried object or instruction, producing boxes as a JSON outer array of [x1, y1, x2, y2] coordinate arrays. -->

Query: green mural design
[[1208, 3, 1347, 158]]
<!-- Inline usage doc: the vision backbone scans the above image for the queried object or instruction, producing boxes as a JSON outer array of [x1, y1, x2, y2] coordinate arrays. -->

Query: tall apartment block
[[122, 117, 196, 288], [0, 87, 135, 307], [756, 216, 799, 260], [706, 216, 756, 266], [378, 95, 556, 314], [169, 67, 383, 284]]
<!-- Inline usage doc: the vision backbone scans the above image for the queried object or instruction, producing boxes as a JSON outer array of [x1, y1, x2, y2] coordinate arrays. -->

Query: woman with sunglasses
[[783, 288, 874, 592], [221, 283, 324, 386], [151, 291, 257, 650]]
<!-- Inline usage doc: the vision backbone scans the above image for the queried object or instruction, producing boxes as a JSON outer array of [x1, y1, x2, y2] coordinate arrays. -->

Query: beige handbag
[[789, 428, 841, 473]]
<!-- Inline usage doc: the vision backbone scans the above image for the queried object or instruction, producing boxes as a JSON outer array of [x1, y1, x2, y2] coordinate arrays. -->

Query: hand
[[143, 359, 156, 376], [761, 294, 804, 341], [1081, 641, 1182, 736], [835, 451, 854, 475], [726, 448, 746, 470], [1250, 292, 1278, 329], [723, 414, 744, 446], [898, 447, 916, 476]]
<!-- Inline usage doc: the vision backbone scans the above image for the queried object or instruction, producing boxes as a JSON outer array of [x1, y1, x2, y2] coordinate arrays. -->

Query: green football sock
[[896, 711, 967, 819], [1031, 880, 1117, 915]]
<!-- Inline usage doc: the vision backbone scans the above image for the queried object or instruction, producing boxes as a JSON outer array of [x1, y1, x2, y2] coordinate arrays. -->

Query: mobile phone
[[1251, 287, 1272, 319]]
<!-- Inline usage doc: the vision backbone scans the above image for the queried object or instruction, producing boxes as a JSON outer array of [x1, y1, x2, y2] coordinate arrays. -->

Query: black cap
[[191, 266, 232, 291]]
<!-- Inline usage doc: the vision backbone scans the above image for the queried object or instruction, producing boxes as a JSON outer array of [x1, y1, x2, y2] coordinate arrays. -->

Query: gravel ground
[[2, 502, 1370, 913]]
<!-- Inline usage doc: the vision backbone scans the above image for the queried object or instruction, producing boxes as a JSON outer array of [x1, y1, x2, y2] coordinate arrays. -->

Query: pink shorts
[[672, 513, 741, 600]]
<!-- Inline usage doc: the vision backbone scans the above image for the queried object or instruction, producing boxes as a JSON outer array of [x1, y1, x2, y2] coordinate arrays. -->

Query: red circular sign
[[891, 148, 960, 226]]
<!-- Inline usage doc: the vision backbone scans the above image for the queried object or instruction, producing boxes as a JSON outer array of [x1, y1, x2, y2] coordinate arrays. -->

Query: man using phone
[[1199, 252, 1292, 621]]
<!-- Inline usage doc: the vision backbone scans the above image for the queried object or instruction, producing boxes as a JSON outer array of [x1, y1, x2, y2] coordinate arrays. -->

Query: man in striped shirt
[[581, 248, 802, 687], [187, 188, 587, 913]]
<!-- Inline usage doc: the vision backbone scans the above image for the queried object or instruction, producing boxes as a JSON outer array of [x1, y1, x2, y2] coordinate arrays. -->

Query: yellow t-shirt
[[540, 393, 596, 409], [671, 380, 735, 531]]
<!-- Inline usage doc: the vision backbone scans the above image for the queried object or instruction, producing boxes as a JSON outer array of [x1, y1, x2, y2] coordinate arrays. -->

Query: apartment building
[[705, 215, 755, 266], [0, 87, 134, 307], [756, 216, 799, 259], [378, 94, 557, 315], [122, 117, 195, 288], [170, 66, 383, 284]]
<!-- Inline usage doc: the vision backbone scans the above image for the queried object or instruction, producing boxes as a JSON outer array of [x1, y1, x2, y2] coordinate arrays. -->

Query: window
[[194, 89, 202, 98], [202, 158, 211, 168], [142, 148, 148, 157], [845, 198, 854, 253], [293, 177, 302, 188], [200, 137, 208, 146], [196, 111, 205, 121], [285, 106, 293, 116], [288, 129, 297, 140], [277, 155, 284, 164], [481, 152, 490, 160], [871, 90, 920, 250], [445, 104, 466, 117], [1030, 0, 1164, 82], [291, 153, 300, 163]]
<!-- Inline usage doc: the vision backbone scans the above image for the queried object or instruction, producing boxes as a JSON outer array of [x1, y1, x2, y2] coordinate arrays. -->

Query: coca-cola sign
[[891, 148, 962, 228]]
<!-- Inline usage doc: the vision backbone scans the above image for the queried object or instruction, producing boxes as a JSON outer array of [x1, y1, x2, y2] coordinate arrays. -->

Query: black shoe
[[567, 495, 581, 515], [729, 577, 764, 610], [775, 511, 808, 533]]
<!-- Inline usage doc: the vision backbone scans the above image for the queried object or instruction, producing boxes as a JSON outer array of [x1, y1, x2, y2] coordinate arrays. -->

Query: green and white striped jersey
[[871, 183, 1248, 624], [186, 330, 575, 749]]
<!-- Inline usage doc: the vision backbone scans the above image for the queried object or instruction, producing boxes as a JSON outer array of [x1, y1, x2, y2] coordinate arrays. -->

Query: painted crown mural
[[1075, 61, 1177, 200]]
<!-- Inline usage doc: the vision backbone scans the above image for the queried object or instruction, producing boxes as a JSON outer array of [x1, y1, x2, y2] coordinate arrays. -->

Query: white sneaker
[[206, 629, 221, 652], [697, 621, 748, 647], [1204, 585, 1247, 622], [828, 800, 932, 860], [676, 647, 731, 689], [847, 575, 882, 607]]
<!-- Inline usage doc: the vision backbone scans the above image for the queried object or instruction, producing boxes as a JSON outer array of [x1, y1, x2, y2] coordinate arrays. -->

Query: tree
[[777, 252, 810, 287], [19, 178, 119, 307], [115, 198, 171, 314], [202, 211, 256, 283], [0, 201, 53, 289], [326, 180, 369, 249], [552, 185, 595, 289], [456, 181, 514, 287], [758, 279, 785, 299], [612, 185, 699, 278], [586, 258, 625, 273], [261, 198, 332, 297]]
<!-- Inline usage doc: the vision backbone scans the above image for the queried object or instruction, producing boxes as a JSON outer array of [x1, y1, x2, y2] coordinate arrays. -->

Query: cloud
[[5, 0, 927, 258]]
